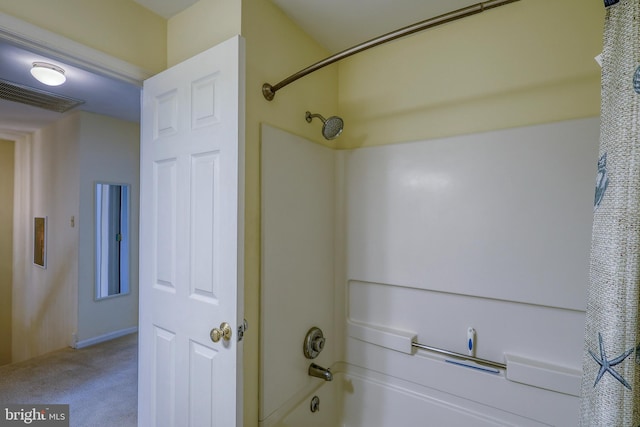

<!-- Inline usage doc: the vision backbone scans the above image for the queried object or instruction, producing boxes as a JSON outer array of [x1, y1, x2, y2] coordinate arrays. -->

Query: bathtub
[[261, 363, 547, 427]]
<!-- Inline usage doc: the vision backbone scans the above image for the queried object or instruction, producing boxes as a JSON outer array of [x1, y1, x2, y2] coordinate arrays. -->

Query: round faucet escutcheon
[[303, 327, 326, 359]]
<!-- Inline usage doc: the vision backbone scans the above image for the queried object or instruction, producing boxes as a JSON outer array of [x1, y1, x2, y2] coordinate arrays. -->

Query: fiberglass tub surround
[[260, 118, 599, 426], [270, 365, 569, 427]]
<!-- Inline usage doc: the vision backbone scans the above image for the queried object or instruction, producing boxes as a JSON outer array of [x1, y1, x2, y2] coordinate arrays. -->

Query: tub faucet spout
[[308, 363, 333, 381]]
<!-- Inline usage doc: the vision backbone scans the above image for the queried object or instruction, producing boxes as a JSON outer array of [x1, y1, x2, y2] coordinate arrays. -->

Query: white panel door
[[138, 36, 245, 427]]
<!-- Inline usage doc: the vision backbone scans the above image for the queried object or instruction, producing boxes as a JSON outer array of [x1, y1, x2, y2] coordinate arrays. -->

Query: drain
[[310, 395, 320, 413]]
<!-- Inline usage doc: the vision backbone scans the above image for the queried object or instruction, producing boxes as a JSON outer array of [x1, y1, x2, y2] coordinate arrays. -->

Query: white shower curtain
[[580, 1, 640, 425]]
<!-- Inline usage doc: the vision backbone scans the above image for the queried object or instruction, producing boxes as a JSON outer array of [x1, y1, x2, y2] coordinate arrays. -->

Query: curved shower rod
[[262, 0, 521, 101]]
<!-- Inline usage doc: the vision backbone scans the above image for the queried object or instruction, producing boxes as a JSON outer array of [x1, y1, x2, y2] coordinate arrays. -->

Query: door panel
[[154, 159, 177, 291], [153, 326, 176, 427], [190, 151, 220, 301]]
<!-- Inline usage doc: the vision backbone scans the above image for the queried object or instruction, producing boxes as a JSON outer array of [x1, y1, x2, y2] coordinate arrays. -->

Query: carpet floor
[[0, 333, 137, 427]]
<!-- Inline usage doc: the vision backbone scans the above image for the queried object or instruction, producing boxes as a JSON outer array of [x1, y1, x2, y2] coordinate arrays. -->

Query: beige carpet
[[0, 333, 137, 427]]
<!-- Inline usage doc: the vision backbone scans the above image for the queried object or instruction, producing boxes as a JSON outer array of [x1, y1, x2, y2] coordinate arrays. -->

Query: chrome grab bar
[[411, 341, 506, 371]]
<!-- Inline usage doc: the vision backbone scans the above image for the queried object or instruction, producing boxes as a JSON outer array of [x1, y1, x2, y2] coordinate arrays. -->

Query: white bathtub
[[262, 363, 548, 427]]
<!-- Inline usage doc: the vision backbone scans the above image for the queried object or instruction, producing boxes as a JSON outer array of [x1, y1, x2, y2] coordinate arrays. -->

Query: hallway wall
[[12, 114, 80, 363], [11, 111, 139, 362], [0, 138, 14, 365], [76, 112, 140, 344]]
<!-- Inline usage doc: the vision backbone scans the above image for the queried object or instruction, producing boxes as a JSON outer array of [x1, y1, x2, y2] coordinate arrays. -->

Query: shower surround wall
[[261, 125, 336, 421], [261, 117, 599, 425]]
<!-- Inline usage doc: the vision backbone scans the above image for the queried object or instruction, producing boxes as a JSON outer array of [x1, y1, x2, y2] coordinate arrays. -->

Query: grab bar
[[411, 341, 506, 371], [347, 320, 505, 370], [348, 320, 582, 395]]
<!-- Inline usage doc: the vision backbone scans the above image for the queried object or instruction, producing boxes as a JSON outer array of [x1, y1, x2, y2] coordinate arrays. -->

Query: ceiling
[[270, 0, 482, 53], [0, 0, 480, 135], [133, 0, 199, 19], [132, 0, 482, 52]]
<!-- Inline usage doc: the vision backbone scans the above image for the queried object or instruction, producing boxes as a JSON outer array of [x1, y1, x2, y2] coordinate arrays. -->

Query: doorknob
[[210, 322, 232, 343]]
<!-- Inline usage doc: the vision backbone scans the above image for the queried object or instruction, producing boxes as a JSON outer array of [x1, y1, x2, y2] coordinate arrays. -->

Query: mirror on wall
[[95, 182, 130, 299]]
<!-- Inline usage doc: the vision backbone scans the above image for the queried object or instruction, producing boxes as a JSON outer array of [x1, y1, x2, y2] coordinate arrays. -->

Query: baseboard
[[73, 326, 138, 349]]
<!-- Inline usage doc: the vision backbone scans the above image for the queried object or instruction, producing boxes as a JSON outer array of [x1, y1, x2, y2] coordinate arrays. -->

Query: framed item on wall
[[34, 216, 47, 268]]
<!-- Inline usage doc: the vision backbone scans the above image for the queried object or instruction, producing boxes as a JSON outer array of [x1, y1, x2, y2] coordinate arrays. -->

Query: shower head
[[305, 111, 344, 140]]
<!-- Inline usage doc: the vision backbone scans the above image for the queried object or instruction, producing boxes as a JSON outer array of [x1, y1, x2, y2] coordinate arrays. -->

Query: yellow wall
[[167, 0, 241, 67], [0, 139, 14, 365], [0, 0, 167, 74], [337, 0, 603, 148]]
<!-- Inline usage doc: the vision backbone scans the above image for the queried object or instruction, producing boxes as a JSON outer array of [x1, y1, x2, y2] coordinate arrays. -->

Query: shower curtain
[[580, 1, 640, 425]]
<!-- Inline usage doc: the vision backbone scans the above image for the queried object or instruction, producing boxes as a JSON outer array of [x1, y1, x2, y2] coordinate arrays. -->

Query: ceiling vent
[[0, 78, 84, 113]]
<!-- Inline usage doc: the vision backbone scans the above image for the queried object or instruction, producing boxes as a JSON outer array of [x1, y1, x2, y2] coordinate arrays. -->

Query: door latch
[[237, 319, 248, 342]]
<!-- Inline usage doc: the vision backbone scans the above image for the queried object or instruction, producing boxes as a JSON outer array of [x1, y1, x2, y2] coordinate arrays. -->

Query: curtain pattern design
[[580, 1, 640, 425]]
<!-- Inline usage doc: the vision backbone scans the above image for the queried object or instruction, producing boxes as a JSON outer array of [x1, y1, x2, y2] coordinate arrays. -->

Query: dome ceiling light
[[30, 62, 66, 86]]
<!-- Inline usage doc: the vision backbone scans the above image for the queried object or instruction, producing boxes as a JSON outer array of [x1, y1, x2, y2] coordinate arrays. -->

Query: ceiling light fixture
[[30, 62, 66, 86]]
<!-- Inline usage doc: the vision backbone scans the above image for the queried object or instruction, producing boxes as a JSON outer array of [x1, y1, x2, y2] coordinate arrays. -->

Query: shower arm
[[305, 111, 326, 123], [262, 0, 521, 101]]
